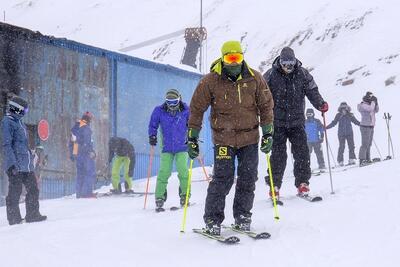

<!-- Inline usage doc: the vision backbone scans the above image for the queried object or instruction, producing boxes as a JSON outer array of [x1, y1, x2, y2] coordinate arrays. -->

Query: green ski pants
[[155, 152, 190, 200], [111, 156, 132, 190]]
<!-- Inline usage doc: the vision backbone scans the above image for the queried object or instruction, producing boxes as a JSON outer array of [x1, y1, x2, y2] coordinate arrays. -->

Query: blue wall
[[0, 22, 212, 202]]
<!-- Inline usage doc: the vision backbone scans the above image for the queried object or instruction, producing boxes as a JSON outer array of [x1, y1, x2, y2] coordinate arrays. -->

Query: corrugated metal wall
[[0, 22, 211, 203]]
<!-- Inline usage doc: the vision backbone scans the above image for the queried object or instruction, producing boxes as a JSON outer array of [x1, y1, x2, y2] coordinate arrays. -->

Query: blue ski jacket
[[1, 114, 34, 172], [148, 102, 189, 153]]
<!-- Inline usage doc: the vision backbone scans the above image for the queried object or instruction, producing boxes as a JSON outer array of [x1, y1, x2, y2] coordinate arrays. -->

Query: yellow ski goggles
[[223, 53, 244, 64]]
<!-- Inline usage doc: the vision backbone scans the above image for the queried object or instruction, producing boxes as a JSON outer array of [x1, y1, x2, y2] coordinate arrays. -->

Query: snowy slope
[[1, 160, 400, 267], [2, 0, 399, 159]]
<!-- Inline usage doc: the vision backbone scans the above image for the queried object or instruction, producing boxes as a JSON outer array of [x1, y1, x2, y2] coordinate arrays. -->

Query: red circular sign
[[38, 120, 49, 141]]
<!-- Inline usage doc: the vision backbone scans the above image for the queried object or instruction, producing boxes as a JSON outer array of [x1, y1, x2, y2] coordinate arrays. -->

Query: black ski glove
[[149, 136, 157, 146], [7, 165, 19, 176], [260, 124, 274, 154], [187, 128, 200, 159]]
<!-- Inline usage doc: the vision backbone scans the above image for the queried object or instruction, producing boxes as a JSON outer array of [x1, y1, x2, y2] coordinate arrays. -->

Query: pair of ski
[[271, 194, 323, 206], [96, 191, 155, 198], [193, 225, 271, 244], [155, 202, 196, 213]]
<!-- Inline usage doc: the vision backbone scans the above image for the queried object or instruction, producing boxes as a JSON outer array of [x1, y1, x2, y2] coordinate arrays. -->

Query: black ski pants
[[270, 125, 311, 189], [338, 135, 356, 163], [6, 171, 40, 224], [204, 144, 258, 225], [308, 142, 325, 168]]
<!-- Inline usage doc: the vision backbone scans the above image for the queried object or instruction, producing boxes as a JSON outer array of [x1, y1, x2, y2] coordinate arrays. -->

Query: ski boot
[[204, 219, 221, 236], [319, 165, 326, 172], [359, 159, 370, 167], [297, 183, 310, 196], [110, 188, 122, 194], [233, 215, 251, 231], [180, 195, 190, 207], [25, 213, 47, 223], [348, 159, 356, 165], [155, 198, 165, 212], [269, 186, 280, 199]]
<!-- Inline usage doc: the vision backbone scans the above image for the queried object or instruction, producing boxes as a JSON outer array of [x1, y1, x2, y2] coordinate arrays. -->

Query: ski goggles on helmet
[[306, 112, 314, 117], [9, 100, 28, 115], [165, 98, 180, 107], [223, 53, 244, 64]]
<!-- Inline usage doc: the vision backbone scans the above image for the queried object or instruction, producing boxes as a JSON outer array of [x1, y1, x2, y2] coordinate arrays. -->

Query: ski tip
[[224, 236, 240, 244]]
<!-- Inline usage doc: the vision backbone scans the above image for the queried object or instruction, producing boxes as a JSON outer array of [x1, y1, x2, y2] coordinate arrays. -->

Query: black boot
[[233, 214, 252, 231], [25, 213, 47, 223], [155, 198, 165, 212], [204, 219, 221, 236]]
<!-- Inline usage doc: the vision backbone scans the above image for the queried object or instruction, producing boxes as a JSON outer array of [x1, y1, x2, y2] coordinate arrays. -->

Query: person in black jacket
[[108, 137, 136, 194], [1, 95, 47, 225], [326, 102, 360, 166], [263, 47, 328, 199]]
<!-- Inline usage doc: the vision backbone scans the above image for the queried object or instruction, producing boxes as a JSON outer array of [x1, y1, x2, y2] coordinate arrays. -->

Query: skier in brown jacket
[[188, 40, 274, 236]]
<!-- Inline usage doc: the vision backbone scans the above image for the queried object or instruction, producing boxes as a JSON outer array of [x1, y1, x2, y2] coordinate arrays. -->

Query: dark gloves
[[187, 128, 200, 159], [260, 124, 274, 154], [7, 165, 19, 176], [128, 168, 133, 177], [149, 135, 157, 146], [371, 96, 378, 105], [319, 102, 329, 113]]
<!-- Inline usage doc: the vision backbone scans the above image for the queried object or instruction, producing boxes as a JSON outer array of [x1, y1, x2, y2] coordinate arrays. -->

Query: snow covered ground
[[1, 159, 400, 267]]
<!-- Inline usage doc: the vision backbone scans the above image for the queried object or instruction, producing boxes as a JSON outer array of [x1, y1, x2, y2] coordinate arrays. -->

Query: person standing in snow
[[326, 102, 360, 166], [108, 137, 135, 194], [2, 95, 47, 225], [188, 41, 274, 235], [71, 111, 97, 198], [358, 92, 379, 166], [148, 89, 190, 211], [263, 47, 328, 200], [305, 108, 326, 171]]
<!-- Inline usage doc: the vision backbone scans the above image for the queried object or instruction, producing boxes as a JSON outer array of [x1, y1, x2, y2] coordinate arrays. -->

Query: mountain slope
[[3, 0, 398, 157]]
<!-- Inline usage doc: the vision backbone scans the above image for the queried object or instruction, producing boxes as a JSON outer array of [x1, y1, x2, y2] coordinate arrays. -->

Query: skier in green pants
[[108, 137, 135, 194], [148, 89, 190, 210]]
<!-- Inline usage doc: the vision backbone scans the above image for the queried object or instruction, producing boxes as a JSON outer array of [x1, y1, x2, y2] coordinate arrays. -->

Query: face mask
[[223, 63, 242, 78]]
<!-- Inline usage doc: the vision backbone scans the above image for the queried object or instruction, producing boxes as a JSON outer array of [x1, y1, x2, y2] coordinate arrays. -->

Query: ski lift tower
[[181, 27, 207, 70]]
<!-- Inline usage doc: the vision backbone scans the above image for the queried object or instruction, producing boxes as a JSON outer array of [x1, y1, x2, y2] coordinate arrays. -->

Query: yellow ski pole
[[266, 154, 280, 221], [180, 159, 194, 233]]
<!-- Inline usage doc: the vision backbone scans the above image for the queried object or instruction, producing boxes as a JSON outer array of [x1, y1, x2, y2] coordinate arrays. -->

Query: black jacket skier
[[108, 137, 136, 193], [326, 102, 360, 165], [263, 47, 328, 198]]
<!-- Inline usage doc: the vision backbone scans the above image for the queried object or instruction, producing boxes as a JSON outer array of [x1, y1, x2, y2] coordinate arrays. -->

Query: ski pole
[[198, 156, 210, 182], [266, 154, 280, 221], [327, 142, 337, 168], [322, 112, 334, 194], [372, 139, 382, 160], [180, 159, 194, 233], [143, 146, 155, 209], [384, 113, 391, 158], [385, 113, 395, 159]]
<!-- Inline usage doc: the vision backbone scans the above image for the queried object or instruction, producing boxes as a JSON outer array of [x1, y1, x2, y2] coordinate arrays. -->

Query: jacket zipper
[[237, 84, 242, 104], [19, 120, 31, 172]]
